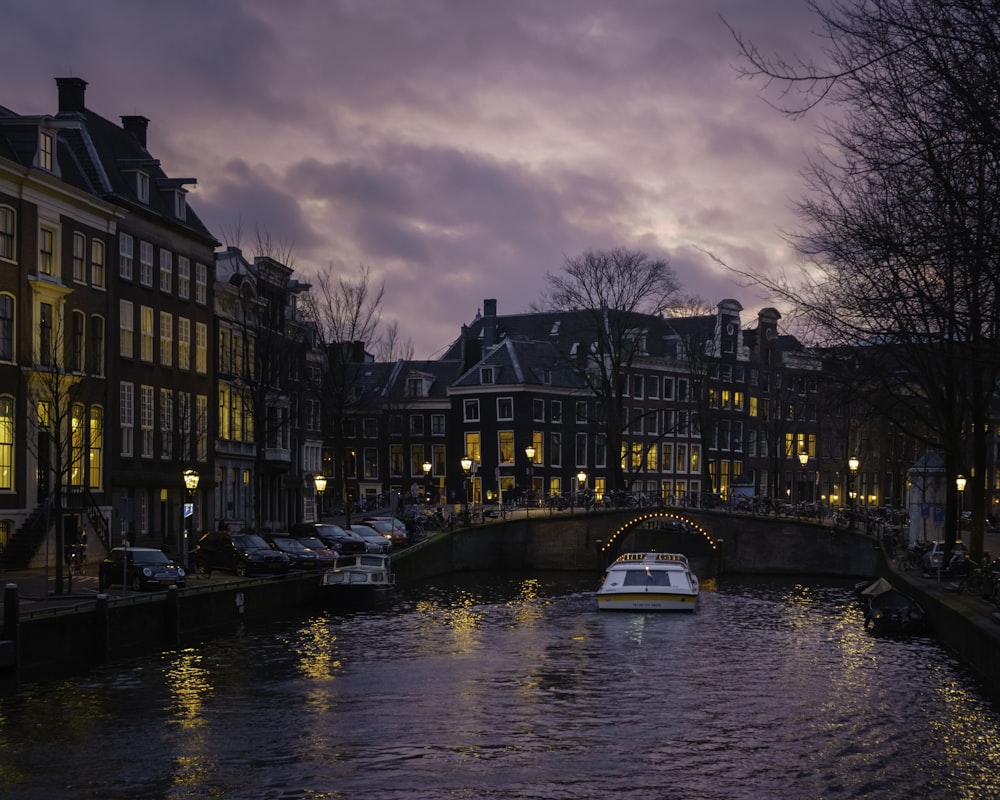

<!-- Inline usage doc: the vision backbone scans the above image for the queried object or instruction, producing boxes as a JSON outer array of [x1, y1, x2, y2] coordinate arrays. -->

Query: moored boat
[[857, 577, 925, 635], [597, 552, 699, 612], [321, 553, 395, 604]]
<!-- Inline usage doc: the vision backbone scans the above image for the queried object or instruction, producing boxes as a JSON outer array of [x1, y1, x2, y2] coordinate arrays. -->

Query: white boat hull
[[597, 552, 699, 612], [596, 591, 698, 612]]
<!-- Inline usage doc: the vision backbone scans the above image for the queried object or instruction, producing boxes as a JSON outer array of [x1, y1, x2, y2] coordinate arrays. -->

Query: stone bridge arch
[[599, 510, 720, 574]]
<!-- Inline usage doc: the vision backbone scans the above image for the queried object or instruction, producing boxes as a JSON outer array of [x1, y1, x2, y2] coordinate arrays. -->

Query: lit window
[[0, 395, 12, 489], [178, 317, 190, 370], [140, 305, 153, 362], [88, 406, 103, 489], [195, 322, 207, 373], [70, 404, 85, 487], [39, 131, 53, 171], [90, 239, 105, 288]]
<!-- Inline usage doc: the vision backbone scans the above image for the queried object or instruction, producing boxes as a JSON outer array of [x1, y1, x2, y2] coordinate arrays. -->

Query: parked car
[[195, 531, 290, 577], [99, 547, 187, 591], [348, 523, 392, 554], [291, 522, 367, 555], [264, 535, 321, 570], [292, 535, 339, 568], [922, 541, 969, 572], [362, 516, 409, 546]]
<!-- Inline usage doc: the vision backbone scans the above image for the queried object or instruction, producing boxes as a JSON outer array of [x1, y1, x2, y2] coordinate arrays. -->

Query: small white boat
[[596, 552, 699, 612], [321, 553, 395, 602]]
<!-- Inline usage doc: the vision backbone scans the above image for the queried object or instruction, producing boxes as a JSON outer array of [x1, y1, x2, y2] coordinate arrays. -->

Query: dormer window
[[136, 171, 149, 204], [174, 190, 186, 221], [39, 131, 54, 171], [480, 367, 494, 384]]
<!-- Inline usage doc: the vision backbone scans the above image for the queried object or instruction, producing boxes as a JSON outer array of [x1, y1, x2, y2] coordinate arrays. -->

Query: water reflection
[[0, 574, 999, 799]]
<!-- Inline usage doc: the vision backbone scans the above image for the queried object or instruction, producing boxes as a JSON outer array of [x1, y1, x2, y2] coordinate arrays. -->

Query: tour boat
[[596, 552, 699, 611], [321, 553, 395, 603]]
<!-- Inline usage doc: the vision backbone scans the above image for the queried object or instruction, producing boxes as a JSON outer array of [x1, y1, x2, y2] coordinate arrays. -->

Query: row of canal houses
[[0, 77, 918, 572]]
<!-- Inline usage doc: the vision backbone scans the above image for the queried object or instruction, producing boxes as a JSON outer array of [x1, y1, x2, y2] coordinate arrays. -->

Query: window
[[499, 431, 514, 464], [140, 385, 154, 458], [550, 432, 562, 466], [662, 443, 673, 473], [551, 401, 562, 423], [70, 404, 85, 487], [431, 414, 445, 436], [0, 206, 14, 260], [576, 402, 588, 423], [174, 190, 186, 221], [410, 415, 423, 435], [364, 418, 378, 439], [195, 322, 207, 373], [139, 241, 154, 286], [72, 233, 86, 282], [576, 433, 587, 466], [119, 232, 134, 279], [120, 382, 134, 457], [464, 431, 481, 464], [90, 239, 105, 288], [0, 395, 12, 489], [39, 131, 53, 171], [390, 444, 404, 476], [119, 301, 133, 358], [39, 227, 55, 276], [480, 367, 494, 384], [663, 377, 674, 400], [159, 311, 173, 367], [160, 389, 173, 459], [178, 317, 190, 370], [39, 302, 53, 366], [89, 406, 102, 489], [159, 249, 172, 293], [463, 399, 480, 422], [196, 395, 208, 461], [140, 306, 153, 362], [0, 295, 12, 361], [70, 310, 85, 371], [177, 256, 190, 299], [89, 315, 104, 376], [363, 447, 378, 480], [409, 445, 424, 476], [533, 399, 544, 421], [497, 397, 513, 420], [136, 171, 149, 204], [595, 435, 607, 468], [195, 262, 207, 304], [632, 374, 644, 399]]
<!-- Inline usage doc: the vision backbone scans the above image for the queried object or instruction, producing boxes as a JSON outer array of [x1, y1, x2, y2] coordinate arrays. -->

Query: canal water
[[1, 572, 999, 799]]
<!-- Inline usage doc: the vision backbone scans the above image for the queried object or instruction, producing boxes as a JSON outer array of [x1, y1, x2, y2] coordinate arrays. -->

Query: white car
[[922, 541, 968, 572]]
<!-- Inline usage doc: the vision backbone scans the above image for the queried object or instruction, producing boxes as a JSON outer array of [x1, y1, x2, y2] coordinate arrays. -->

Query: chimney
[[56, 77, 88, 113], [483, 298, 497, 348], [121, 115, 149, 148]]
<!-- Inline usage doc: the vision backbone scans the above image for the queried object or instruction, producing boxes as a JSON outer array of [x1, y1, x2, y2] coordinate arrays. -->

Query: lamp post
[[422, 460, 432, 506], [313, 473, 327, 524], [461, 455, 473, 522], [848, 455, 859, 529], [577, 470, 587, 512], [525, 445, 536, 518], [956, 474, 967, 544], [182, 469, 199, 570], [798, 451, 809, 511]]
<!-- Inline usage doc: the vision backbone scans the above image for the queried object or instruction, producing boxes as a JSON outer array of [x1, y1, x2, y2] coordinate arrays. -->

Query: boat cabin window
[[623, 570, 675, 587]]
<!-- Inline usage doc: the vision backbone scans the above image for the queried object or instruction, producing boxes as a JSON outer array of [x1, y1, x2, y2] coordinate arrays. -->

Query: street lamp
[[848, 455, 859, 528], [422, 460, 432, 505], [461, 455, 473, 521], [798, 451, 809, 509], [956, 474, 967, 543], [577, 470, 587, 511], [525, 445, 536, 518], [313, 473, 327, 523], [182, 469, 199, 570]]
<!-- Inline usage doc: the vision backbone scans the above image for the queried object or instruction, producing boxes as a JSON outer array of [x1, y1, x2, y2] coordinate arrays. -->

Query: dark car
[[99, 547, 187, 591], [264, 535, 321, 570], [292, 523, 367, 555], [348, 523, 392, 554], [195, 531, 290, 577], [292, 535, 339, 568]]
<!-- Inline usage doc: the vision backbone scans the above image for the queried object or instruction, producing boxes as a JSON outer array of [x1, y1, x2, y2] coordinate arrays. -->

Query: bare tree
[[538, 248, 681, 496], [727, 0, 1000, 560]]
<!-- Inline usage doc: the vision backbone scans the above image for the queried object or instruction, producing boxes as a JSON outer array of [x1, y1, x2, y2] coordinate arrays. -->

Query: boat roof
[[610, 553, 689, 566]]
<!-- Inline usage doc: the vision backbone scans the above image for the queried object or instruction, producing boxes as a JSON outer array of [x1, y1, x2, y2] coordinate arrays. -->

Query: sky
[[4, 0, 828, 359]]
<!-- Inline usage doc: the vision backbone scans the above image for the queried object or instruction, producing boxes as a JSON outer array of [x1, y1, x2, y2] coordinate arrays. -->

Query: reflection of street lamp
[[461, 455, 473, 519], [422, 460, 432, 505], [956, 474, 967, 542], [182, 469, 199, 570], [313, 473, 327, 523], [848, 455, 859, 528], [525, 445, 536, 518]]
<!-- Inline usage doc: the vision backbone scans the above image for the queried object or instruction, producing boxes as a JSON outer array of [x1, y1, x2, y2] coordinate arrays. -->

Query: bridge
[[393, 507, 880, 585]]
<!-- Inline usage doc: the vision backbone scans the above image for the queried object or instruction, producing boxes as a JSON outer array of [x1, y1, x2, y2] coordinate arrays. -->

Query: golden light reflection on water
[[290, 616, 343, 681], [164, 648, 214, 789]]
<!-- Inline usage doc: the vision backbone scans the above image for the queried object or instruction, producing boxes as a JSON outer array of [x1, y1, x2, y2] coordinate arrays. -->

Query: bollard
[[94, 594, 109, 662], [164, 586, 180, 647], [1, 583, 19, 674]]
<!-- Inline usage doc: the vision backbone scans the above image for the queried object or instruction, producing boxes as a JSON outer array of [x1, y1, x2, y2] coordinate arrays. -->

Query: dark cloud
[[4, 0, 829, 356]]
